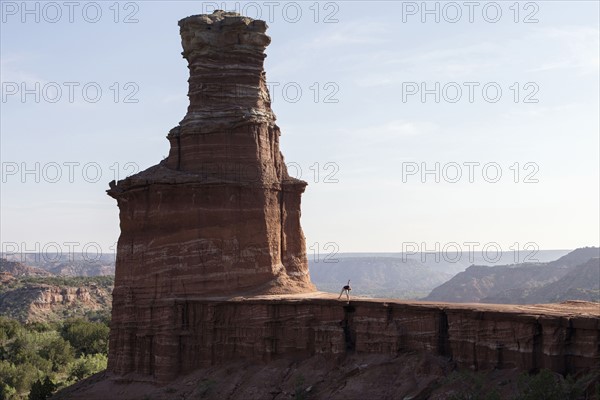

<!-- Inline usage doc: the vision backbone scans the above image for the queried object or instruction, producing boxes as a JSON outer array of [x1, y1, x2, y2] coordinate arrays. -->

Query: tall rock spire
[[106, 10, 315, 379]]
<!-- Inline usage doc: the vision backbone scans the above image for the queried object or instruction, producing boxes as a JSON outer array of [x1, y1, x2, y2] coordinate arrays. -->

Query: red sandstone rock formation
[[99, 11, 600, 391], [108, 293, 600, 383], [106, 10, 315, 380], [107, 11, 314, 299]]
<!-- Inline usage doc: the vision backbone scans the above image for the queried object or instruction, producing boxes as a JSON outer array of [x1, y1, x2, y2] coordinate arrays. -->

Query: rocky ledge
[[106, 294, 600, 383]]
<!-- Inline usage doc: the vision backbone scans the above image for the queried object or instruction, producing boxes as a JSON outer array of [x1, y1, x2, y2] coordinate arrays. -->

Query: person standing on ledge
[[338, 280, 351, 302]]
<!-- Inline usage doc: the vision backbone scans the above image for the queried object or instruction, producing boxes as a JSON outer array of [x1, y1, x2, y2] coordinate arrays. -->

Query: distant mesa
[[424, 247, 600, 304], [1, 253, 115, 276], [0, 258, 51, 278]]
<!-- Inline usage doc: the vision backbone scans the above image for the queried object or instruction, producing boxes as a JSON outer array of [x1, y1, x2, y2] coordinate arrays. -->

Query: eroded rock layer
[[107, 296, 600, 383], [107, 10, 315, 377], [108, 12, 313, 296]]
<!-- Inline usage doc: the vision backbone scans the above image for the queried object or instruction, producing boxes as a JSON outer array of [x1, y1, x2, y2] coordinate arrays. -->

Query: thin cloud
[[346, 120, 438, 140], [0, 54, 46, 86], [528, 27, 599, 74], [306, 21, 391, 48]]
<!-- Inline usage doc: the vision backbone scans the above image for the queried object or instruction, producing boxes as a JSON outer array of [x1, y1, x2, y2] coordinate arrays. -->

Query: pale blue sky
[[1, 1, 598, 256]]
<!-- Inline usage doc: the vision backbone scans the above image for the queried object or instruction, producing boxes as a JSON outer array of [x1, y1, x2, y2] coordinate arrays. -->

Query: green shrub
[[0, 318, 22, 342], [3, 331, 52, 374], [0, 383, 17, 400], [68, 354, 107, 381], [61, 318, 109, 356], [0, 316, 109, 399], [196, 379, 216, 397], [39, 337, 74, 372], [0, 360, 41, 396], [446, 370, 501, 400], [28, 377, 56, 400], [517, 369, 584, 400]]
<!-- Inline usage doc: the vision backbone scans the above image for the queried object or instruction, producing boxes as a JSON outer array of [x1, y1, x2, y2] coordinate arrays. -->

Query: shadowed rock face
[[106, 10, 315, 379], [96, 294, 600, 385]]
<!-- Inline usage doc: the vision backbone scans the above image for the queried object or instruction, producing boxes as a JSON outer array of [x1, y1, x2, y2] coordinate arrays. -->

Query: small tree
[[68, 354, 107, 382], [40, 337, 74, 372], [28, 377, 55, 400], [516, 369, 584, 400], [0, 383, 17, 400], [61, 319, 109, 356]]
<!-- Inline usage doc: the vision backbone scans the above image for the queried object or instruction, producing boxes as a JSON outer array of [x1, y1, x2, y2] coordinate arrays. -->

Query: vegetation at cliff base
[[0, 316, 109, 400], [445, 368, 599, 400]]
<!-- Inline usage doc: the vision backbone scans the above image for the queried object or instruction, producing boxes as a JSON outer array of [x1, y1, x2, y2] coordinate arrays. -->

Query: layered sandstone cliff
[[106, 10, 315, 380], [107, 11, 314, 299], [105, 293, 600, 383]]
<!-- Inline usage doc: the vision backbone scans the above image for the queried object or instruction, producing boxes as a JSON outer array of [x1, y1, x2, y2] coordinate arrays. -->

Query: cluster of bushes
[[446, 368, 600, 400], [0, 316, 109, 399]]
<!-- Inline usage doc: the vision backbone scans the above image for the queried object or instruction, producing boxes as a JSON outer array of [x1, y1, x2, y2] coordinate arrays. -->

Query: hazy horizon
[[0, 248, 581, 266]]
